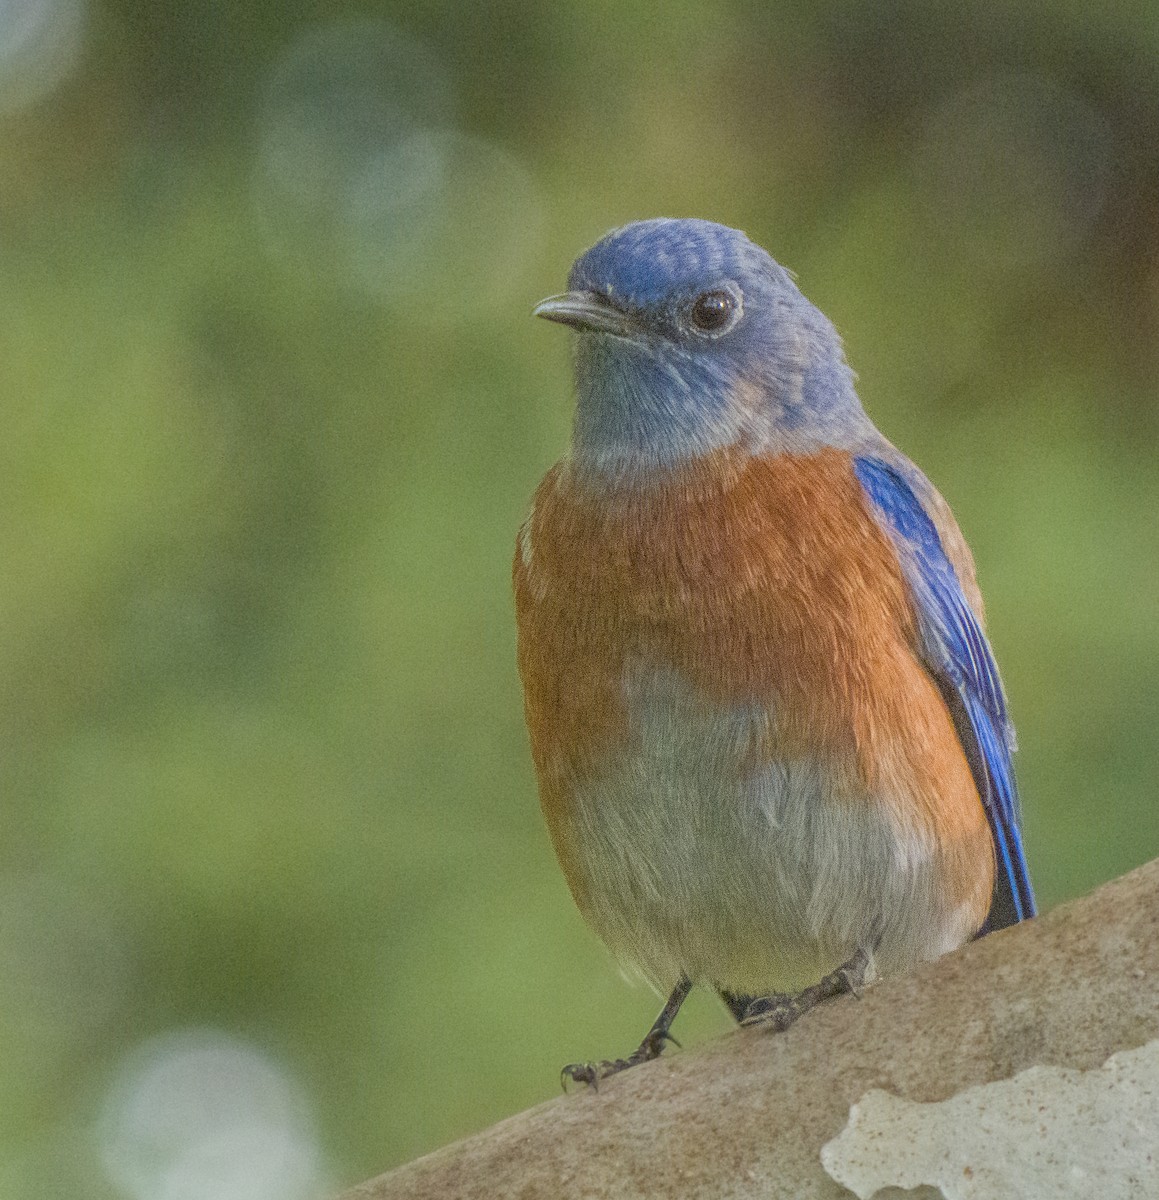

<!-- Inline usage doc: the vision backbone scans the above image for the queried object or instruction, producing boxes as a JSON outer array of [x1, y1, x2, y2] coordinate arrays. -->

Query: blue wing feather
[[853, 456, 1035, 927]]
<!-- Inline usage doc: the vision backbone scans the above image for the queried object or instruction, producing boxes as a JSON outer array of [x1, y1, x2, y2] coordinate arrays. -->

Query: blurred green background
[[2, 1, 1157, 1195]]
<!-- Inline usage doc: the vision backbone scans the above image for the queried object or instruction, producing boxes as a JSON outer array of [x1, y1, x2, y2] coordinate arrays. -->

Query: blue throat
[[569, 322, 871, 477]]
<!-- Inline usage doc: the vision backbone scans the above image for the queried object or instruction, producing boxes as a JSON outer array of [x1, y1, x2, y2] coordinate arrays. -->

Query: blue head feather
[[545, 218, 875, 477]]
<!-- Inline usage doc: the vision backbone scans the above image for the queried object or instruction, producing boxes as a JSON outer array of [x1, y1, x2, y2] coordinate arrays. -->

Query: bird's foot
[[560, 1028, 680, 1091], [740, 947, 872, 1032]]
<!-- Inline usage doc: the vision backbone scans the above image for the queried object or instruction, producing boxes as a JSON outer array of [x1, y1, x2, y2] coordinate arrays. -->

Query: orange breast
[[514, 448, 988, 904]]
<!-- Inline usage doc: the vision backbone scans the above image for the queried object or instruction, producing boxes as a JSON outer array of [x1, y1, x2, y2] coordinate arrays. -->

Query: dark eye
[[689, 290, 737, 334]]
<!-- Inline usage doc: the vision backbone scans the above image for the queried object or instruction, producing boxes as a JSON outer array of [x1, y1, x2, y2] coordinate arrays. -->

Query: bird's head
[[534, 218, 872, 480]]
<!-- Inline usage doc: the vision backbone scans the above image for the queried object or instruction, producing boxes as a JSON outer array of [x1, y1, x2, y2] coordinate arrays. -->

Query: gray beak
[[532, 291, 635, 337]]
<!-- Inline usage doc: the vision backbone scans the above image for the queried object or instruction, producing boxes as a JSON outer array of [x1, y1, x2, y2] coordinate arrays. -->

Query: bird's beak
[[532, 291, 635, 337]]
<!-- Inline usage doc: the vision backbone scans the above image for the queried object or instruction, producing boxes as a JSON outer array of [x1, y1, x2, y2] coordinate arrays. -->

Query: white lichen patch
[[820, 1038, 1159, 1199]]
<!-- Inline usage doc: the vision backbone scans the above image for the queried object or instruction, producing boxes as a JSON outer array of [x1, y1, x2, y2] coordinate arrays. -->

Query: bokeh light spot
[[0, 0, 86, 114], [339, 127, 543, 315], [253, 18, 542, 318], [98, 1030, 329, 1200]]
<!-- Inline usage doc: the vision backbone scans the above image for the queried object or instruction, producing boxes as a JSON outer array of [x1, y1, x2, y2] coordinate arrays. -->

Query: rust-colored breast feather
[[514, 448, 987, 896]]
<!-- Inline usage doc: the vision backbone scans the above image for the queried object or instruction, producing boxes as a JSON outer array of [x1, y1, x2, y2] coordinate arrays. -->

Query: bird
[[513, 218, 1035, 1086]]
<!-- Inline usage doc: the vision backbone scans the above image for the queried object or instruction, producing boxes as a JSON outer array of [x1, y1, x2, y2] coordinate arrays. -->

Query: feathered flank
[[853, 456, 1036, 927]]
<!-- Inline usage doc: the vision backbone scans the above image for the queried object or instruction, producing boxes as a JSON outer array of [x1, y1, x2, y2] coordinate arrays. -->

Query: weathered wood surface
[[338, 859, 1159, 1200]]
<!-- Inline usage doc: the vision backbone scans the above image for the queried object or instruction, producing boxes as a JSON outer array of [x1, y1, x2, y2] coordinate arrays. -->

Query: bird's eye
[[688, 289, 738, 335]]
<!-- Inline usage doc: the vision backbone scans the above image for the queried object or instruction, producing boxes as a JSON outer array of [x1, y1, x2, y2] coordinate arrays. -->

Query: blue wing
[[854, 455, 1036, 929]]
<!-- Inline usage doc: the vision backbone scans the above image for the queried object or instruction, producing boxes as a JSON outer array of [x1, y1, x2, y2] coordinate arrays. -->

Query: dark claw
[[560, 1028, 682, 1090], [560, 1057, 635, 1091], [559, 977, 692, 1089], [740, 948, 872, 1032], [639, 1028, 681, 1057], [560, 1062, 599, 1090], [739, 994, 797, 1030]]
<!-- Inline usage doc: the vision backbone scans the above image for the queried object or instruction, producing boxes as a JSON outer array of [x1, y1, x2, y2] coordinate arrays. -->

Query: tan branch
[[339, 859, 1159, 1200]]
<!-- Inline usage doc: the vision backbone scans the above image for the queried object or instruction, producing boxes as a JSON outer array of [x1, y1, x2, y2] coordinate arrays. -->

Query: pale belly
[[562, 666, 984, 995]]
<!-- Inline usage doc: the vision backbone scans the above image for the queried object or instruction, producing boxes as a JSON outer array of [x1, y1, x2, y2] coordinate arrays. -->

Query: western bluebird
[[515, 218, 1035, 1086]]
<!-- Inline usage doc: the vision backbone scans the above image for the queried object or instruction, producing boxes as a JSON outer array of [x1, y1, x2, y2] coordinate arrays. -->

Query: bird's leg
[[561, 977, 692, 1089], [718, 989, 755, 1022], [739, 947, 871, 1031]]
